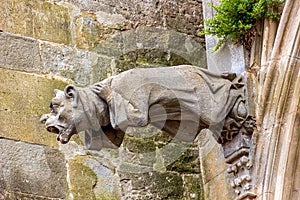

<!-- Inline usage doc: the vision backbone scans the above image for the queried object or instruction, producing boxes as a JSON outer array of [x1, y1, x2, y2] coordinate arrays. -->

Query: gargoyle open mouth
[[46, 125, 74, 144]]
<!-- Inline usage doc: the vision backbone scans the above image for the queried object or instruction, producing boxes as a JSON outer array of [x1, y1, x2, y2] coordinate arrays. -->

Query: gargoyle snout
[[40, 114, 50, 124]]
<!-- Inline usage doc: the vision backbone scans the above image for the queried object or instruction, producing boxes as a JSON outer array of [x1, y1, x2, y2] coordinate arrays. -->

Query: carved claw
[[221, 72, 236, 81], [90, 83, 112, 101]]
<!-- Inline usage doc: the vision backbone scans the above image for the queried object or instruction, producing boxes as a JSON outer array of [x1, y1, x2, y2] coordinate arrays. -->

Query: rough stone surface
[[40, 41, 98, 85], [68, 156, 121, 200], [68, 157, 97, 200], [94, 28, 206, 71], [182, 174, 204, 200], [203, 171, 233, 200], [0, 32, 41, 72], [0, 139, 67, 199], [56, 0, 205, 48], [0, 68, 67, 147], [0, 0, 71, 44], [197, 129, 233, 199], [199, 135, 227, 184], [120, 171, 184, 200], [0, 0, 210, 199]]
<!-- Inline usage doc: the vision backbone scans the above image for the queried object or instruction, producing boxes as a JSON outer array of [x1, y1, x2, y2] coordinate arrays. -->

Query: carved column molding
[[221, 115, 257, 200], [253, 0, 300, 199], [213, 99, 257, 200]]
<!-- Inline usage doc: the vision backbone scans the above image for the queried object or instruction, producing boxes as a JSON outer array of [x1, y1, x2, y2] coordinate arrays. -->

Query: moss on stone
[[123, 128, 173, 154], [68, 156, 97, 200], [182, 175, 204, 200], [151, 171, 184, 199], [115, 49, 191, 73], [166, 147, 200, 173], [123, 135, 157, 153], [0, 0, 71, 44]]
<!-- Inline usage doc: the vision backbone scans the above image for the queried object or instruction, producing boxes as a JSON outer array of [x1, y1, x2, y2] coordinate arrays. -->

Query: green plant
[[201, 0, 284, 52]]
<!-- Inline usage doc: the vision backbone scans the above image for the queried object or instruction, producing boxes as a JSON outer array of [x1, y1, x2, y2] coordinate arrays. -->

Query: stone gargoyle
[[40, 65, 251, 150]]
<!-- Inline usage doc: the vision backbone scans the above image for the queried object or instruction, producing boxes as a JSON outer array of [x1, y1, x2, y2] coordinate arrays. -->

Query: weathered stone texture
[[68, 156, 121, 200], [120, 171, 184, 200], [0, 32, 41, 72], [0, 139, 67, 199], [0, 0, 208, 199], [94, 28, 206, 75], [182, 174, 203, 200], [55, 0, 205, 50], [74, 11, 129, 49], [0, 0, 71, 44], [203, 171, 232, 200], [40, 41, 98, 85], [197, 129, 234, 199], [0, 68, 67, 147]]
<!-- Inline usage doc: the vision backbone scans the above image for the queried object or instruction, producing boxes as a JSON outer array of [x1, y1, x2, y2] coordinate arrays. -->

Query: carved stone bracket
[[213, 99, 257, 200]]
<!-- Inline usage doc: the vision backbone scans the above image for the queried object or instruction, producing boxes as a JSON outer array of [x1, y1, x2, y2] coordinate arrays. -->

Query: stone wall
[[0, 0, 209, 199]]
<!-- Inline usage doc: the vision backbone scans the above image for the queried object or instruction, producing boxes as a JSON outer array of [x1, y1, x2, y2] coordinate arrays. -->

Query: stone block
[[94, 32, 124, 58], [203, 171, 233, 200], [91, 55, 114, 83], [182, 174, 204, 200], [65, 0, 112, 12], [40, 41, 98, 85], [0, 32, 41, 72], [0, 0, 71, 44], [168, 30, 207, 67], [68, 156, 120, 200], [120, 171, 184, 199], [74, 12, 122, 50], [198, 130, 227, 184], [136, 28, 169, 51], [167, 145, 201, 174], [0, 68, 67, 147], [0, 139, 67, 199]]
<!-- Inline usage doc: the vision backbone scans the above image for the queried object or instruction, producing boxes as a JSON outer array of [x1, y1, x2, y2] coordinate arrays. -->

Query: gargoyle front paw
[[90, 83, 112, 100]]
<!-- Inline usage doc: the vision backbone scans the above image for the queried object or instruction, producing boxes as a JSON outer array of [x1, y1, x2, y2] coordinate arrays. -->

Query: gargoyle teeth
[[57, 133, 70, 144]]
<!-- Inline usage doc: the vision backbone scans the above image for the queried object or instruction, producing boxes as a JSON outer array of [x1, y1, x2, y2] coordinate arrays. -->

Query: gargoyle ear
[[64, 85, 78, 108], [64, 85, 76, 99]]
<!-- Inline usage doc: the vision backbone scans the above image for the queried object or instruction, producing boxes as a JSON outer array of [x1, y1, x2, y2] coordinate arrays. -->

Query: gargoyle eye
[[50, 102, 59, 113]]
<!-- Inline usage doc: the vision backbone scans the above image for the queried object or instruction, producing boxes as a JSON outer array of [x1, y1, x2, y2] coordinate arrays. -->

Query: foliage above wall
[[201, 0, 284, 52]]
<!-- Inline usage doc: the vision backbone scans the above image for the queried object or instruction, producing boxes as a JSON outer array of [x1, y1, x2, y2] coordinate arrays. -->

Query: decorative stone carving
[[40, 65, 256, 199], [218, 104, 256, 200], [41, 65, 248, 148]]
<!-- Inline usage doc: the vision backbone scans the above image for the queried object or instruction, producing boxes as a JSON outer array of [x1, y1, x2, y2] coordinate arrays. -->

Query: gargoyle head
[[40, 87, 78, 144], [40, 85, 110, 144]]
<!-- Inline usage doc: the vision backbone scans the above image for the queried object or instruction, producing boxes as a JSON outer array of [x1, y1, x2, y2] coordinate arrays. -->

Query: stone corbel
[[213, 98, 257, 200]]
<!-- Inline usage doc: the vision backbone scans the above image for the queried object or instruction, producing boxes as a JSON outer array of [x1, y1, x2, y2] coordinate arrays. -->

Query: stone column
[[254, 0, 300, 199]]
